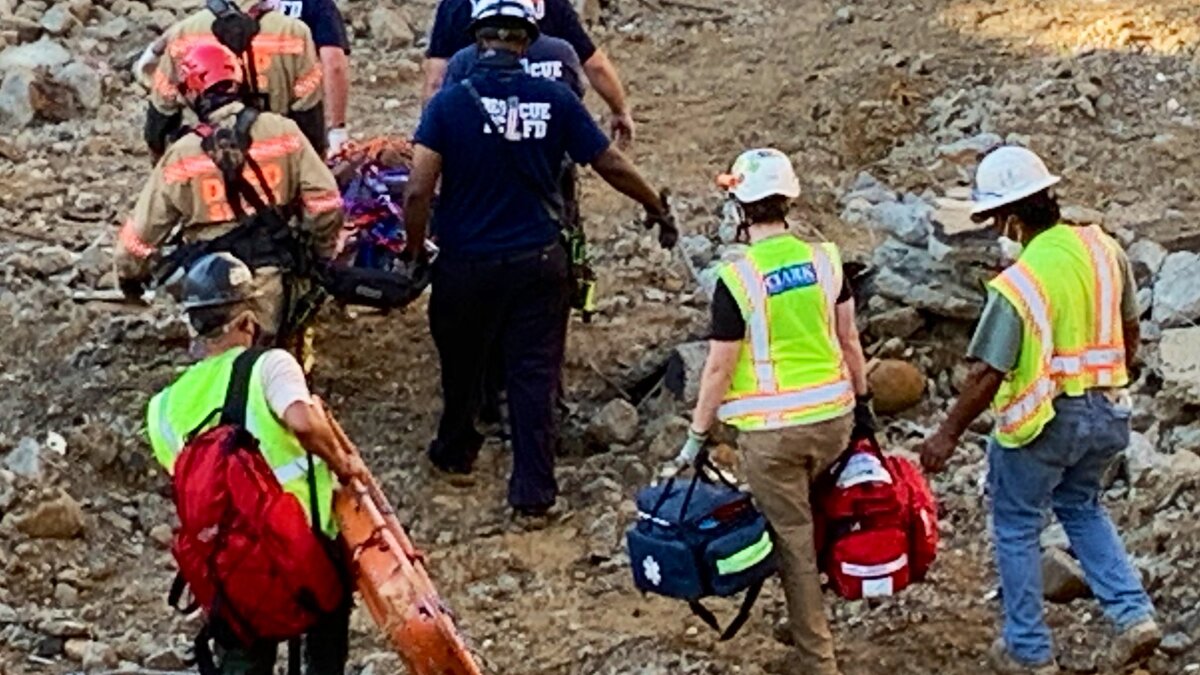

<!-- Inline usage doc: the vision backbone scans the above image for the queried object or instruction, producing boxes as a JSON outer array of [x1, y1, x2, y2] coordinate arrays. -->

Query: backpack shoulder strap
[[221, 347, 267, 426], [685, 577, 764, 642], [206, 0, 235, 17], [232, 108, 280, 208], [234, 106, 259, 141]]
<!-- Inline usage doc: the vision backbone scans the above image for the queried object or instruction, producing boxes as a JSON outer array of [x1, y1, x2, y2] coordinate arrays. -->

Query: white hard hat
[[970, 146, 1061, 216], [471, 0, 541, 36], [718, 148, 801, 203]]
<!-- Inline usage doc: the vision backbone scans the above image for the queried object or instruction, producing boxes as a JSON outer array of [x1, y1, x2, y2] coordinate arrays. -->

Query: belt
[[440, 241, 560, 267]]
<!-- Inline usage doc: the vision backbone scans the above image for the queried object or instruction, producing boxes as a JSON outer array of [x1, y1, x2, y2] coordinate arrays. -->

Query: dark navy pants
[[428, 242, 570, 510]]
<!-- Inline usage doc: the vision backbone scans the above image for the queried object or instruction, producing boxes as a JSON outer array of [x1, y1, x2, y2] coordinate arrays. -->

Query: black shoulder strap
[[686, 578, 764, 642], [460, 78, 564, 226], [221, 347, 266, 426], [206, 0, 235, 16], [234, 105, 259, 141]]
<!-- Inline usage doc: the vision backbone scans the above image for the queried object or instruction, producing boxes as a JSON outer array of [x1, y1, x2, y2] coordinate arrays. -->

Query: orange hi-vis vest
[[717, 235, 855, 431], [988, 224, 1129, 448]]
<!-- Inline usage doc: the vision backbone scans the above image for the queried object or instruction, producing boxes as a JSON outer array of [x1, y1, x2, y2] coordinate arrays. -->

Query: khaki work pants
[[740, 413, 853, 675]]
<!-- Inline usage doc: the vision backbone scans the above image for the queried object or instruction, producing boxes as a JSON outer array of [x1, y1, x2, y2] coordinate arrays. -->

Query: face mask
[[997, 236, 1023, 266]]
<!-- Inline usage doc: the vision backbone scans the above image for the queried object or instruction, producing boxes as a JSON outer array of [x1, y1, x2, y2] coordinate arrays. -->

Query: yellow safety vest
[[717, 235, 855, 430], [145, 348, 338, 536], [989, 224, 1129, 448]]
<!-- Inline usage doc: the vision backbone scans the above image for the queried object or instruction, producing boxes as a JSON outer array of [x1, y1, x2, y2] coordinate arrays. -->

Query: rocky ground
[[3, 0, 1200, 673]]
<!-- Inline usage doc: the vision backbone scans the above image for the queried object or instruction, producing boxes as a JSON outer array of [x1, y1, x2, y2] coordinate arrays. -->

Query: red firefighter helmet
[[177, 43, 243, 98]]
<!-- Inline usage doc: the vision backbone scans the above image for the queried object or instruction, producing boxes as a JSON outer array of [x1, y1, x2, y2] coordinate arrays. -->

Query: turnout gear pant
[[428, 243, 571, 511], [739, 413, 853, 675]]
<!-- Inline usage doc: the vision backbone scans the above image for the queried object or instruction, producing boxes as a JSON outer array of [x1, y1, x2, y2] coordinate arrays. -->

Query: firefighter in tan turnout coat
[[145, 0, 327, 157], [117, 43, 342, 343]]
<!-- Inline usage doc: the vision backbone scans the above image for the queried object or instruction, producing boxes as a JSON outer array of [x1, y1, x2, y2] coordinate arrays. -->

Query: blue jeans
[[988, 391, 1155, 665]]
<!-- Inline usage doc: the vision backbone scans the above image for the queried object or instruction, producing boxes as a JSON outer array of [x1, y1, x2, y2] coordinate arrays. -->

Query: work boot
[[988, 639, 1058, 674], [1108, 619, 1162, 669], [426, 454, 476, 488], [509, 501, 570, 532]]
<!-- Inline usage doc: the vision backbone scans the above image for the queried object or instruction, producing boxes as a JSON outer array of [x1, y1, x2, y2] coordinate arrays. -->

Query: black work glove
[[118, 277, 146, 302], [644, 189, 678, 250], [852, 393, 877, 438]]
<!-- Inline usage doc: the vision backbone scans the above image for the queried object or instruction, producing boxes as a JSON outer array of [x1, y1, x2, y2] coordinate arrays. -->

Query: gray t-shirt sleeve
[[967, 289, 1023, 373], [1116, 248, 1139, 323]]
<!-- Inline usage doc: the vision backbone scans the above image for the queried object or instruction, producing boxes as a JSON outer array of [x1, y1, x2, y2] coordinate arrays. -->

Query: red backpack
[[168, 349, 344, 669], [813, 435, 938, 600]]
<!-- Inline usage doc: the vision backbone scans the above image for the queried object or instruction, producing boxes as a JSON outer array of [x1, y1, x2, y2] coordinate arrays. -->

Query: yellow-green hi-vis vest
[[717, 235, 855, 431], [146, 348, 337, 536], [989, 224, 1129, 448]]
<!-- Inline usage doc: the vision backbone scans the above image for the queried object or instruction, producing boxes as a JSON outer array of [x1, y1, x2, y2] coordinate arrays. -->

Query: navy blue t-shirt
[[445, 36, 585, 98], [425, 0, 597, 63], [276, 0, 350, 52], [414, 53, 610, 259]]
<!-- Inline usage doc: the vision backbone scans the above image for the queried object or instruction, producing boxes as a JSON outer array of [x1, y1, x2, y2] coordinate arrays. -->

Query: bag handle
[[822, 430, 885, 488], [647, 453, 739, 522]]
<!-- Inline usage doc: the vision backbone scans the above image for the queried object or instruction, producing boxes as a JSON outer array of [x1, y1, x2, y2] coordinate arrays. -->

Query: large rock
[[936, 132, 1003, 164], [840, 171, 897, 206], [368, 6, 415, 49], [0, 38, 72, 70], [1152, 252, 1200, 327], [56, 61, 101, 109], [1159, 327, 1200, 406], [89, 16, 130, 40], [1168, 424, 1200, 457], [4, 436, 41, 478], [679, 234, 716, 269], [0, 470, 14, 512], [590, 399, 639, 446], [1125, 430, 1200, 487], [868, 359, 926, 414], [867, 306, 924, 340], [648, 416, 690, 462], [14, 492, 86, 539], [64, 639, 117, 669], [870, 239, 987, 320], [39, 3, 77, 35], [0, 68, 35, 129], [843, 194, 933, 246], [1042, 548, 1090, 603], [1060, 205, 1105, 225], [1126, 239, 1167, 288]]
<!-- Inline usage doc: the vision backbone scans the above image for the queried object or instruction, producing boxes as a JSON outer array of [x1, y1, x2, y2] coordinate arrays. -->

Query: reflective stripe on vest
[[991, 262, 1054, 434], [718, 378, 855, 420], [716, 238, 853, 429], [990, 225, 1128, 444], [145, 349, 337, 535], [150, 399, 324, 490], [1076, 226, 1122, 386], [728, 257, 779, 393]]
